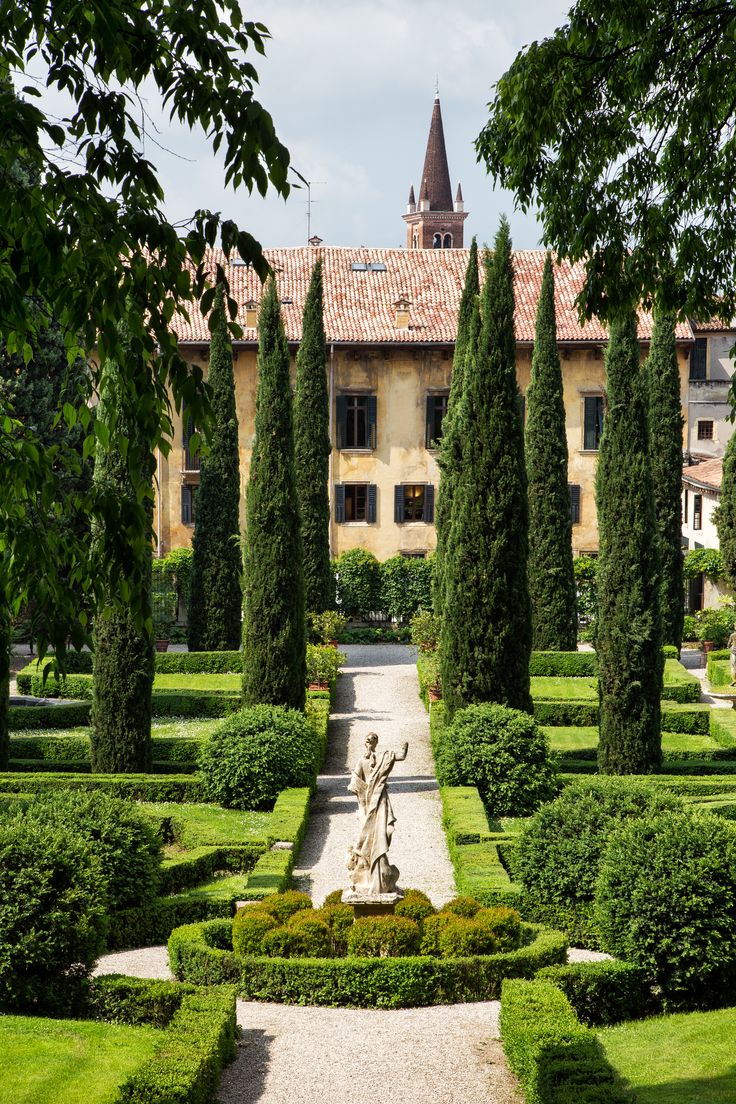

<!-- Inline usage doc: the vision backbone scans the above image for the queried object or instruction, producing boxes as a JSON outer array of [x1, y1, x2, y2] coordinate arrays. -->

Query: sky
[[33, 0, 573, 252]]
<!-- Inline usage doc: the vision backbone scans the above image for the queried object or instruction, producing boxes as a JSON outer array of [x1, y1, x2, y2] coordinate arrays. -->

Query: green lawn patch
[[0, 1014, 161, 1104], [153, 672, 241, 693], [545, 726, 723, 757], [141, 801, 271, 848], [531, 676, 599, 700], [598, 1007, 736, 1104]]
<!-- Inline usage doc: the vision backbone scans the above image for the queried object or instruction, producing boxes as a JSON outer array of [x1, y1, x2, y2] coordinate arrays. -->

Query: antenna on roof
[[435, 75, 439, 97]]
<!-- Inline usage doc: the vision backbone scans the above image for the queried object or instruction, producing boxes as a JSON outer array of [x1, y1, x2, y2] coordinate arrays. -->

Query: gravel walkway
[[292, 643, 456, 907]]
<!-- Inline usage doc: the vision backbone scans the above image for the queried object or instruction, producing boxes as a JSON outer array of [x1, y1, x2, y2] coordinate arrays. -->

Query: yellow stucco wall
[[155, 341, 691, 561]]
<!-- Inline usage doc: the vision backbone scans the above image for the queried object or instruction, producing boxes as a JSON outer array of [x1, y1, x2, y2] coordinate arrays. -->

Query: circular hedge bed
[[167, 890, 567, 1008]]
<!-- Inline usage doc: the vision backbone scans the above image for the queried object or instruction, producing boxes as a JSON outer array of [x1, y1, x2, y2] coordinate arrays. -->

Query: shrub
[[285, 912, 332, 957], [199, 706, 318, 810], [438, 703, 557, 816], [0, 819, 107, 1012], [334, 548, 382, 618], [315, 905, 354, 955], [475, 907, 522, 952], [15, 789, 161, 911], [323, 888, 345, 906], [595, 811, 736, 1010], [380, 554, 433, 623], [440, 895, 481, 919], [410, 609, 440, 653], [682, 613, 698, 642], [536, 960, 656, 1026], [260, 927, 303, 958], [694, 603, 734, 648], [518, 777, 685, 946], [305, 643, 345, 687], [435, 916, 498, 958], [259, 890, 313, 925], [395, 889, 436, 926], [232, 907, 278, 956], [347, 915, 421, 958], [307, 610, 347, 645]]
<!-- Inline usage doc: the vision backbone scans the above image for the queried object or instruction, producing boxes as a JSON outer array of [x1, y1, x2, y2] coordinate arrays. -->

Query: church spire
[[420, 95, 453, 212], [402, 93, 469, 249]]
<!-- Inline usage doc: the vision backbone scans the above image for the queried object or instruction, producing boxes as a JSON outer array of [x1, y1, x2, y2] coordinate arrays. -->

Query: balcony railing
[[183, 446, 201, 472]]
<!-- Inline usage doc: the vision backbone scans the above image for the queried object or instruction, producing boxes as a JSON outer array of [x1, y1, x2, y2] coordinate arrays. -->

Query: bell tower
[[403, 95, 468, 249]]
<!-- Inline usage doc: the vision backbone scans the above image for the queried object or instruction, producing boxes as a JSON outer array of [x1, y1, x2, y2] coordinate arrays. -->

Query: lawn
[[531, 676, 598, 700], [598, 1007, 736, 1104], [141, 800, 271, 847], [153, 672, 240, 693], [10, 718, 221, 742], [544, 726, 721, 755], [2, 1014, 161, 1104]]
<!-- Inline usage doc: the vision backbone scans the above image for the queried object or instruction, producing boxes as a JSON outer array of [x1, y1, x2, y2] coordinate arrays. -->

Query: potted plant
[[424, 652, 442, 702], [410, 609, 440, 654], [306, 643, 347, 690], [307, 610, 348, 648], [694, 605, 734, 652], [153, 588, 178, 652]]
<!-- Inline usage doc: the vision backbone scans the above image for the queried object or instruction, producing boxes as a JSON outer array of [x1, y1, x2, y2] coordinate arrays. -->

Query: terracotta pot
[[702, 641, 715, 654], [428, 686, 442, 702], [308, 680, 329, 691], [155, 639, 170, 653]]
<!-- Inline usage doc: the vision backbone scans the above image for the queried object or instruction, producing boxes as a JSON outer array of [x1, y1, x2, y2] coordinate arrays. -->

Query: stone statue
[[728, 624, 736, 686], [346, 732, 408, 895]]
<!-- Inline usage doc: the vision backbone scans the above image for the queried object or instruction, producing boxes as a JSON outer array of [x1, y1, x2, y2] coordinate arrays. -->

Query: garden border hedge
[[536, 960, 657, 1026], [534, 700, 709, 731], [167, 918, 567, 1008], [0, 772, 205, 801], [439, 786, 522, 907]]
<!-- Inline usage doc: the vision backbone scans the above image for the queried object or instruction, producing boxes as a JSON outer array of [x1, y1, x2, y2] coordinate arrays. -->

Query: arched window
[[432, 233, 442, 248], [412, 232, 418, 250], [443, 233, 453, 248]]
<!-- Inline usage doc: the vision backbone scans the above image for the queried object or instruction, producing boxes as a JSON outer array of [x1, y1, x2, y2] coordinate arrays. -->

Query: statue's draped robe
[[348, 750, 399, 893]]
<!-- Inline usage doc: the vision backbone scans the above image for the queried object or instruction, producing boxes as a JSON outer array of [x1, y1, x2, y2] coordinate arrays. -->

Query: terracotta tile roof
[[172, 246, 696, 347], [691, 318, 736, 333], [683, 457, 723, 491]]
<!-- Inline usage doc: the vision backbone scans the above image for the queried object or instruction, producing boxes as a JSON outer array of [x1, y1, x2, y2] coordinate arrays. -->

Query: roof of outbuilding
[[682, 457, 723, 491], [172, 246, 695, 346]]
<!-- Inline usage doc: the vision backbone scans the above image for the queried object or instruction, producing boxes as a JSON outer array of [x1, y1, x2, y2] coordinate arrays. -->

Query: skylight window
[[351, 262, 368, 272], [368, 262, 387, 272]]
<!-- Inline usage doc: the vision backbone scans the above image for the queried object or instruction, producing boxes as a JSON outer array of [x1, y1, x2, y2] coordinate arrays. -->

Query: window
[[182, 410, 200, 471], [433, 233, 442, 248], [181, 483, 197, 525], [442, 233, 452, 248], [583, 396, 605, 450], [335, 483, 377, 523], [697, 420, 714, 441], [693, 493, 703, 531], [569, 484, 581, 524], [336, 394, 377, 449], [394, 484, 435, 524], [683, 488, 689, 524], [690, 337, 708, 381], [425, 393, 449, 448], [400, 550, 426, 559]]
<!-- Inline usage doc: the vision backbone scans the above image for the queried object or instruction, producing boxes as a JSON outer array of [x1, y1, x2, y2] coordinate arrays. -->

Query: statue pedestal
[[341, 890, 403, 919]]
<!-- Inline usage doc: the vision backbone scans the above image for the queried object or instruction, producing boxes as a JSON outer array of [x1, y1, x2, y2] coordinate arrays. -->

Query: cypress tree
[[242, 279, 305, 709], [434, 238, 479, 619], [294, 259, 332, 613], [645, 308, 685, 650], [717, 431, 736, 589], [0, 614, 8, 770], [440, 217, 532, 715], [596, 310, 662, 774], [526, 254, 578, 650], [91, 354, 155, 773], [187, 283, 242, 650]]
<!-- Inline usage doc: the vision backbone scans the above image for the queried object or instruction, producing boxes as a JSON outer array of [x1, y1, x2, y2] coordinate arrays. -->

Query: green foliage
[[596, 311, 663, 774], [646, 310, 685, 649], [500, 978, 630, 1104], [574, 554, 598, 638], [410, 609, 440, 653], [334, 548, 382, 618], [717, 430, 736, 588], [439, 703, 557, 816], [693, 604, 734, 648], [434, 239, 479, 620], [305, 642, 345, 686], [152, 548, 194, 612], [199, 705, 317, 810], [682, 614, 698, 642], [347, 915, 421, 958], [284, 911, 332, 957], [529, 651, 597, 677], [258, 890, 313, 925], [242, 279, 306, 709], [379, 554, 434, 623], [232, 907, 278, 955], [155, 650, 241, 673], [536, 960, 656, 1027], [294, 259, 333, 614], [595, 811, 736, 1010], [683, 547, 723, 581], [440, 895, 482, 919], [526, 254, 577, 651], [517, 777, 684, 946], [0, 771, 204, 801], [188, 284, 242, 652], [394, 889, 436, 927], [441, 221, 532, 715], [307, 610, 347, 644], [0, 819, 107, 1012]]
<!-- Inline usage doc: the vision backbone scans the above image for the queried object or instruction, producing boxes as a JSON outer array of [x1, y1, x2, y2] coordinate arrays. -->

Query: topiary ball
[[199, 705, 318, 810], [435, 916, 498, 959], [347, 915, 421, 958], [439, 703, 557, 816], [517, 777, 684, 946], [314, 905, 354, 956], [439, 895, 482, 919], [259, 891, 313, 925], [232, 906, 278, 956], [395, 889, 436, 927], [474, 907, 522, 952], [285, 912, 332, 957], [595, 812, 736, 1011]]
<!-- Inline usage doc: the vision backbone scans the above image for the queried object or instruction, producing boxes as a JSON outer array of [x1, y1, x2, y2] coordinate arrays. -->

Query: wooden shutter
[[334, 483, 346, 523], [367, 395, 377, 448], [367, 484, 377, 523], [569, 484, 581, 524], [394, 484, 404, 523], [425, 395, 435, 448], [424, 484, 435, 524], [583, 398, 598, 450], [183, 410, 194, 447], [181, 485, 191, 524], [336, 395, 347, 449]]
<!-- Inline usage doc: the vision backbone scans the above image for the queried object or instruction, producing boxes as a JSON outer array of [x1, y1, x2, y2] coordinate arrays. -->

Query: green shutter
[[569, 484, 581, 524], [368, 395, 377, 448], [336, 395, 347, 449], [334, 483, 346, 523], [394, 484, 404, 523], [367, 484, 377, 523], [424, 484, 435, 524], [425, 395, 435, 448]]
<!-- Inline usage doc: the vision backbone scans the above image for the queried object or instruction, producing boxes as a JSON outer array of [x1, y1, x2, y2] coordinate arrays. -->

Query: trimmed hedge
[[9, 733, 203, 765], [0, 772, 205, 801], [707, 649, 730, 685], [661, 659, 701, 703], [500, 978, 631, 1104], [534, 699, 709, 731], [8, 702, 92, 729], [269, 786, 311, 850], [536, 960, 656, 1026], [441, 786, 497, 844], [710, 708, 736, 749], [440, 787, 521, 907], [152, 691, 241, 719], [158, 844, 263, 896], [168, 918, 567, 1008], [529, 652, 597, 677], [156, 651, 242, 674]]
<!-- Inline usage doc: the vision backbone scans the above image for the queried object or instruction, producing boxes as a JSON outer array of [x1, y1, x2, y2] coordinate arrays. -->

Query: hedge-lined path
[[291, 643, 456, 907], [217, 1000, 521, 1104]]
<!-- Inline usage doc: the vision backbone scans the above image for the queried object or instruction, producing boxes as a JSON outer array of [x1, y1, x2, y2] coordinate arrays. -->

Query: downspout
[[329, 343, 335, 559]]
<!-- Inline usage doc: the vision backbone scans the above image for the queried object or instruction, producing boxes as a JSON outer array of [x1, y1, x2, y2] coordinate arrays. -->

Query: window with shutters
[[181, 483, 197, 525], [425, 393, 449, 448], [693, 493, 703, 531], [182, 409, 201, 471], [394, 484, 435, 524], [690, 337, 708, 381], [569, 484, 581, 524], [583, 396, 604, 451], [334, 483, 377, 523], [336, 394, 377, 449]]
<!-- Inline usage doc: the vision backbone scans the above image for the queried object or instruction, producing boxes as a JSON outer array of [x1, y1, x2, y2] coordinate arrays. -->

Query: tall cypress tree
[[242, 278, 305, 709], [596, 310, 662, 774], [526, 254, 577, 650], [434, 239, 479, 619], [717, 431, 736, 589], [294, 259, 332, 613], [440, 218, 532, 715], [187, 283, 242, 650], [91, 353, 155, 773], [645, 308, 685, 650]]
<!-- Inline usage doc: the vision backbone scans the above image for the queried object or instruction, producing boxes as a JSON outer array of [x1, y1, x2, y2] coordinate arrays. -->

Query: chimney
[[394, 296, 410, 330], [244, 299, 258, 328]]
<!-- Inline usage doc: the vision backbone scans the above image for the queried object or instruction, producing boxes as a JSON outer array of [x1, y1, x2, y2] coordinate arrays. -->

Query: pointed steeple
[[408, 185, 416, 205], [420, 96, 453, 212]]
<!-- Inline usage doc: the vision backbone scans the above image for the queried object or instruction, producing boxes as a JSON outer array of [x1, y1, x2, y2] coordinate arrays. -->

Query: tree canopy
[[476, 1, 736, 321]]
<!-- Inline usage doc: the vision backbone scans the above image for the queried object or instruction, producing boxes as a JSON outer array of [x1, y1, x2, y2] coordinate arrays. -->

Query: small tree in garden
[[645, 309, 685, 650], [596, 310, 662, 774], [334, 548, 382, 619], [716, 431, 736, 590], [242, 279, 305, 709], [525, 254, 577, 651], [91, 351, 155, 773], [440, 218, 532, 715], [294, 259, 333, 614], [188, 283, 243, 651], [434, 239, 479, 619]]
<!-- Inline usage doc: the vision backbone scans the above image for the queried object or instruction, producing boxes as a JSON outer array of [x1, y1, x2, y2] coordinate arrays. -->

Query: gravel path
[[292, 644, 456, 907]]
